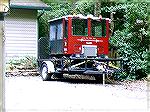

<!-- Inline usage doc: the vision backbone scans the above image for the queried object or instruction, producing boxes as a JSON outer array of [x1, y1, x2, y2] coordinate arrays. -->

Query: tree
[[39, 0, 150, 79], [103, 3, 149, 79]]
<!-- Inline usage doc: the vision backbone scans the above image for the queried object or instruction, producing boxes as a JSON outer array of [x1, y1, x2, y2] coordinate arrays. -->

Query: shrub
[[6, 56, 37, 72]]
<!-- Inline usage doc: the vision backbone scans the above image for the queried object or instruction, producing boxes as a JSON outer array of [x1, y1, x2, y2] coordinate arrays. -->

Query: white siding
[[4, 9, 38, 61]]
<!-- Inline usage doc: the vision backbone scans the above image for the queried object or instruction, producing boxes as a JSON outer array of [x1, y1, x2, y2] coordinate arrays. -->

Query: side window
[[91, 20, 106, 37], [57, 22, 63, 39], [64, 20, 68, 38], [102, 20, 106, 36], [50, 24, 56, 40], [72, 19, 88, 36], [50, 21, 63, 40]]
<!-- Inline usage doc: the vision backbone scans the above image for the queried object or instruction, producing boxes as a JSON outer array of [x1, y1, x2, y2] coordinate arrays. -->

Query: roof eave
[[10, 5, 50, 10]]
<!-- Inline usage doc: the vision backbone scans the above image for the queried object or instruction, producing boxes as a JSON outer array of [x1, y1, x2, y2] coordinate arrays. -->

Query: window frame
[[91, 19, 106, 37], [72, 18, 88, 36]]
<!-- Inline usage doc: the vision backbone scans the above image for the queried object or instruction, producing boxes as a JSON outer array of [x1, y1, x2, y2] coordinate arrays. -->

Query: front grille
[[82, 45, 97, 57]]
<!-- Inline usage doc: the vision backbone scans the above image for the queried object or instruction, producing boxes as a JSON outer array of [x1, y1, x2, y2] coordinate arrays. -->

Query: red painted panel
[[87, 18, 91, 36], [63, 16, 110, 56]]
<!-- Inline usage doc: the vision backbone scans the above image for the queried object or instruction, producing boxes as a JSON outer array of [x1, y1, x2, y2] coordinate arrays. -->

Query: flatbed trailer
[[38, 14, 124, 83]]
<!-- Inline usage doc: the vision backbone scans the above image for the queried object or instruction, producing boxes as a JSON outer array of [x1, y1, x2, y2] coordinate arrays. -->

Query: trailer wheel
[[40, 63, 53, 81]]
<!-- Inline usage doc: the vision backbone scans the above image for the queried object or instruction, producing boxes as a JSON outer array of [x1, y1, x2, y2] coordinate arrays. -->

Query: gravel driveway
[[4, 76, 148, 112]]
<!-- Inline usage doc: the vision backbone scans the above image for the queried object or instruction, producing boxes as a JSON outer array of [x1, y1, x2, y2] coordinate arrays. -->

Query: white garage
[[4, 0, 49, 61]]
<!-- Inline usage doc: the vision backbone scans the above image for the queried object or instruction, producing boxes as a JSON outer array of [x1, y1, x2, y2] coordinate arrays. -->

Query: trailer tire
[[40, 63, 53, 81]]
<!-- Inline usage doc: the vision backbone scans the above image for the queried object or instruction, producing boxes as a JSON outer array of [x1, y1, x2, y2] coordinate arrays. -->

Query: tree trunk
[[94, 1, 101, 17], [110, 12, 115, 36]]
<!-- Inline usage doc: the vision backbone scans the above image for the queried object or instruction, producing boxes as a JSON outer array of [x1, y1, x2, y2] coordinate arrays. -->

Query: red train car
[[49, 14, 109, 56], [38, 14, 123, 82]]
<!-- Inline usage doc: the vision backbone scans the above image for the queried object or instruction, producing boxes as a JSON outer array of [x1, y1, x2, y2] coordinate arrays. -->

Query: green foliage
[[108, 3, 149, 79], [113, 72, 128, 81], [75, 0, 95, 15], [6, 56, 37, 71]]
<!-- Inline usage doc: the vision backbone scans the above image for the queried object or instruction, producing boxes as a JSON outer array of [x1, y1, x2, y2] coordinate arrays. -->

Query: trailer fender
[[42, 61, 55, 74]]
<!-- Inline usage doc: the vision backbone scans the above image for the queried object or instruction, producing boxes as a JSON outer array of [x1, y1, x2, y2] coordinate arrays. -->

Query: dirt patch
[[117, 78, 148, 91]]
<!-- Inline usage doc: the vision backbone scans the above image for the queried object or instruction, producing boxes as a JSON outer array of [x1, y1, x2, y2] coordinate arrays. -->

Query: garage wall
[[4, 9, 38, 61]]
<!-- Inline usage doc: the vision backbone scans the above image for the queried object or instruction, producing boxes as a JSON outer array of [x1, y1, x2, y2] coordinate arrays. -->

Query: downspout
[[37, 9, 45, 39], [37, 9, 45, 59], [37, 9, 45, 20]]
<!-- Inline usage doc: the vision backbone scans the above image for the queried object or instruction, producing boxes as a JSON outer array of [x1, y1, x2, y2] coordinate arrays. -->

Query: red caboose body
[[38, 14, 123, 82], [49, 14, 110, 57]]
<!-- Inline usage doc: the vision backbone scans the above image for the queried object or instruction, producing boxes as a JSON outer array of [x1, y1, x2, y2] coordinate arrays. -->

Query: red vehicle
[[38, 14, 123, 81]]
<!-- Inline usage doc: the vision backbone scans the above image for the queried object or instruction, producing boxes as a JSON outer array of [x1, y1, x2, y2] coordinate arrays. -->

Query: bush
[[6, 56, 37, 72], [107, 3, 149, 79]]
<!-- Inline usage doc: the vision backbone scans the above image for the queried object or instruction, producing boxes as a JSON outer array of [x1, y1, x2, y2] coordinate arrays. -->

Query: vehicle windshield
[[91, 19, 106, 37], [72, 18, 88, 36]]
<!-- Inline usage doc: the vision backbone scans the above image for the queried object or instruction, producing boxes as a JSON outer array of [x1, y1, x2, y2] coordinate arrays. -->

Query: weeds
[[6, 56, 37, 72]]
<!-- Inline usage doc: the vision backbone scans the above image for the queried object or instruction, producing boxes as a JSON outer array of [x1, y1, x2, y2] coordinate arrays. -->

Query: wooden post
[[103, 74, 105, 85]]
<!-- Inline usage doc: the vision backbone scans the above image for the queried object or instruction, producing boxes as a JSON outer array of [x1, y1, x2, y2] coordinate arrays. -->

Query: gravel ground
[[4, 75, 149, 112]]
